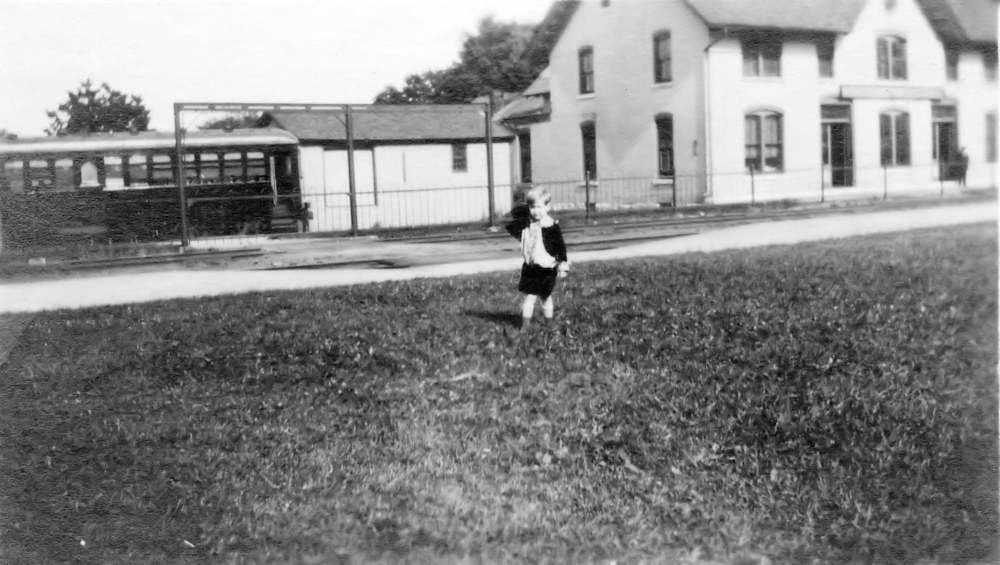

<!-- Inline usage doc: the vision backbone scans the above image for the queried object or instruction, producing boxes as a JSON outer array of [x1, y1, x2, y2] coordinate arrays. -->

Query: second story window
[[945, 48, 959, 80], [743, 36, 782, 77], [653, 32, 672, 83], [579, 47, 595, 94], [877, 36, 907, 80], [817, 39, 835, 78], [984, 48, 998, 81], [452, 143, 467, 172], [880, 111, 911, 166]]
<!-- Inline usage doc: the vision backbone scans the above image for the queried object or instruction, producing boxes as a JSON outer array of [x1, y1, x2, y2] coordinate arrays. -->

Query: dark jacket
[[506, 205, 568, 264]]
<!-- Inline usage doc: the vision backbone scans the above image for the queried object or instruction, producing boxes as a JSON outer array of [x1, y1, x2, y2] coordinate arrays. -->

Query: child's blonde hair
[[525, 185, 551, 206]]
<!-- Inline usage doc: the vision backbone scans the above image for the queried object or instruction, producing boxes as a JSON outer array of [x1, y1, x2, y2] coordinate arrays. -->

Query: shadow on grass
[[465, 309, 521, 329]]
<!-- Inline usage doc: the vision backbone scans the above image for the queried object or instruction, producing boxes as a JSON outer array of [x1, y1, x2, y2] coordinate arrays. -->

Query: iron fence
[[0, 159, 992, 256]]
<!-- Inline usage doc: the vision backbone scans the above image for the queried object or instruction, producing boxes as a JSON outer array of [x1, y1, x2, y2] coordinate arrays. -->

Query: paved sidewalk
[[0, 201, 995, 314]]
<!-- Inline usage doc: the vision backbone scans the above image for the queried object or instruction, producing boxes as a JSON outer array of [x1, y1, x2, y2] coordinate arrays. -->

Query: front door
[[823, 122, 854, 187], [935, 121, 960, 180]]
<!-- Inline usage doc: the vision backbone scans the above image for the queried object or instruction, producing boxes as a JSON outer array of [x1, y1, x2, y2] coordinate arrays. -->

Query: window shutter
[[880, 113, 892, 165], [877, 38, 889, 79], [896, 113, 910, 165]]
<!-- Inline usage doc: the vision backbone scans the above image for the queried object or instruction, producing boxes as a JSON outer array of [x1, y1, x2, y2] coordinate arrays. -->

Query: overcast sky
[[0, 0, 552, 137]]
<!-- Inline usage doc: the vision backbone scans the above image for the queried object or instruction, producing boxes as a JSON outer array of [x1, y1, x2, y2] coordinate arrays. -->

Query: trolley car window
[[126, 153, 148, 187], [200, 153, 221, 183], [3, 161, 22, 192], [54, 158, 74, 191], [105, 156, 126, 190], [247, 151, 266, 182], [223, 152, 243, 182], [150, 154, 174, 185], [30, 159, 58, 190]]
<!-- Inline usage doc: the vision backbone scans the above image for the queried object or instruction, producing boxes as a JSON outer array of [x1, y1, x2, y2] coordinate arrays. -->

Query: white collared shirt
[[521, 217, 558, 267]]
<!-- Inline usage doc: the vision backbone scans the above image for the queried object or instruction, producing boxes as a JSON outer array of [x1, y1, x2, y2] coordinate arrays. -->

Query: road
[[0, 199, 994, 314]]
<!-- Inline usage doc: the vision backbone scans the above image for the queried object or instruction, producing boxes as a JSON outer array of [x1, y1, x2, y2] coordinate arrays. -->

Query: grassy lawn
[[0, 224, 996, 565]]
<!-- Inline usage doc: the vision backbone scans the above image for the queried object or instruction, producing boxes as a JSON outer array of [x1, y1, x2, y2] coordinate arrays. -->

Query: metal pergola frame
[[173, 102, 496, 247]]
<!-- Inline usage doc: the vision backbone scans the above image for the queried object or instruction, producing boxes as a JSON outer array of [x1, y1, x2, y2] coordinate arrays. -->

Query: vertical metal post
[[173, 104, 190, 247], [883, 164, 888, 200], [749, 166, 756, 206], [346, 105, 358, 236], [820, 162, 826, 203], [671, 170, 677, 209], [585, 171, 591, 221], [485, 100, 496, 228]]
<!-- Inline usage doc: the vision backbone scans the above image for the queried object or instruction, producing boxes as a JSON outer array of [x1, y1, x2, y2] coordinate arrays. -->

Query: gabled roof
[[494, 94, 551, 124], [262, 108, 513, 143], [523, 67, 551, 96], [523, 0, 581, 69], [682, 0, 996, 44], [682, 0, 867, 33], [915, 0, 997, 46]]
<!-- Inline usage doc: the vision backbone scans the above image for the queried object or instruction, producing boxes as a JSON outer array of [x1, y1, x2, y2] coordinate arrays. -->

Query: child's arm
[[505, 204, 531, 239], [549, 223, 570, 276]]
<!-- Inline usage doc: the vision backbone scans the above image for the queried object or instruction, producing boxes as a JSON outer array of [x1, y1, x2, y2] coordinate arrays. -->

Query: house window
[[817, 39, 835, 77], [655, 114, 673, 177], [25, 159, 58, 190], [945, 48, 959, 80], [880, 111, 911, 166], [452, 143, 468, 172], [518, 131, 532, 183], [988, 113, 997, 163], [742, 36, 782, 77], [653, 32, 672, 83], [745, 111, 783, 172], [579, 47, 595, 94], [581, 122, 597, 180], [877, 36, 907, 80], [984, 48, 998, 81]]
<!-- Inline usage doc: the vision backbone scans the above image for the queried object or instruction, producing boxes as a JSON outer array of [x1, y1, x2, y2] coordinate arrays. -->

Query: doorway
[[822, 104, 854, 187], [933, 105, 961, 180]]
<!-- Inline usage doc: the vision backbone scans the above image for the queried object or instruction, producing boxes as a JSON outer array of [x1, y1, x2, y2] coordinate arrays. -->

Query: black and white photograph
[[0, 0, 997, 563]]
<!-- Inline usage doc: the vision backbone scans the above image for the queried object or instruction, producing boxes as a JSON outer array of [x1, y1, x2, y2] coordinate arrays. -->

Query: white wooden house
[[262, 108, 515, 232], [501, 0, 997, 206]]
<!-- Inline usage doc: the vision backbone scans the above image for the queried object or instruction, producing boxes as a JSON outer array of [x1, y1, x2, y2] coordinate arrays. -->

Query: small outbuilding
[[261, 107, 515, 232]]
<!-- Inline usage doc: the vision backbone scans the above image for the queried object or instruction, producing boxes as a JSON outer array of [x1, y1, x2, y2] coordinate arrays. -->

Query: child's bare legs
[[521, 294, 536, 331], [521, 294, 555, 331]]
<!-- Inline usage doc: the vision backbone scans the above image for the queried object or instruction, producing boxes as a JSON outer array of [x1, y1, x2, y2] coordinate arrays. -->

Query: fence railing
[[1, 159, 993, 254]]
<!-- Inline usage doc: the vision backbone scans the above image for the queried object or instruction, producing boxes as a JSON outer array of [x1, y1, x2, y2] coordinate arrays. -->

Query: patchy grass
[[0, 224, 996, 565]]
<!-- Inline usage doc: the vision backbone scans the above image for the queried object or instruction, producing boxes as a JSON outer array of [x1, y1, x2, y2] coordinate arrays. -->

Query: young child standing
[[506, 186, 569, 331]]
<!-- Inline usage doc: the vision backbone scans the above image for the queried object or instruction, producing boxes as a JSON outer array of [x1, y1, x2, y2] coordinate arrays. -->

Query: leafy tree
[[374, 72, 445, 104], [46, 79, 150, 136], [198, 113, 263, 130], [374, 17, 541, 104]]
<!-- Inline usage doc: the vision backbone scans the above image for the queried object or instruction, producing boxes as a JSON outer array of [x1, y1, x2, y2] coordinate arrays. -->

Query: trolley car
[[0, 128, 306, 249]]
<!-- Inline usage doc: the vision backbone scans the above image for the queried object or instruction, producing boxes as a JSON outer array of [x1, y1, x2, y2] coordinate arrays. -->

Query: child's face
[[528, 199, 551, 221]]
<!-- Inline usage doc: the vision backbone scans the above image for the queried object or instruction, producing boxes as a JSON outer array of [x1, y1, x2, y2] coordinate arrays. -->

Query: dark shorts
[[518, 263, 558, 299]]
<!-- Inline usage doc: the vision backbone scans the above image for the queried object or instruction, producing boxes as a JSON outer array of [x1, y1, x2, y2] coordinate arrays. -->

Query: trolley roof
[[0, 128, 299, 157]]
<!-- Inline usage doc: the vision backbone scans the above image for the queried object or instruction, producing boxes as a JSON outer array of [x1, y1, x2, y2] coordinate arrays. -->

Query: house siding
[[532, 0, 710, 204], [299, 142, 512, 232], [519, 0, 996, 208]]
